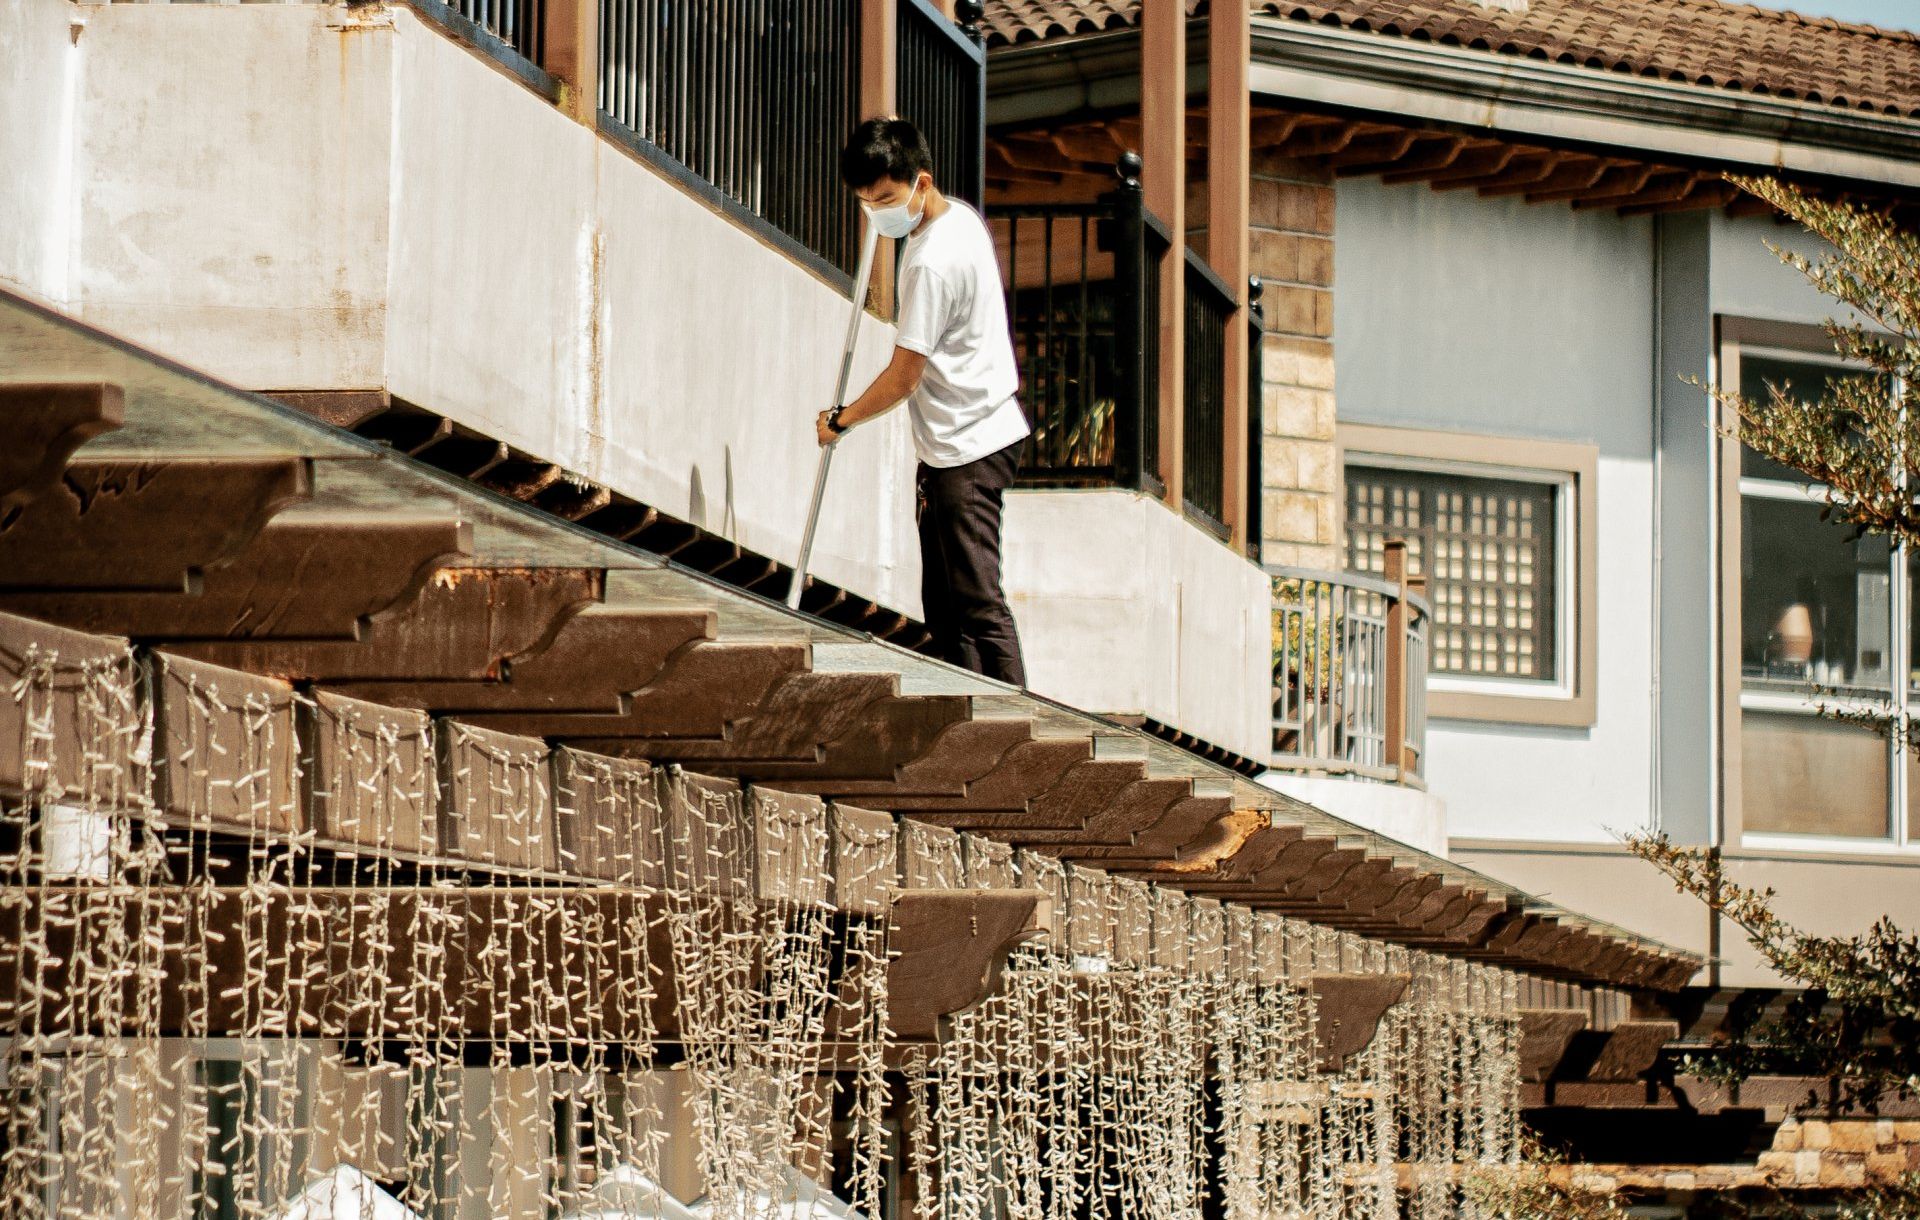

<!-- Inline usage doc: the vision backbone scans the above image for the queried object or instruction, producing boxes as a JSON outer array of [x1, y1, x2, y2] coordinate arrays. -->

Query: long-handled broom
[[786, 220, 883, 611]]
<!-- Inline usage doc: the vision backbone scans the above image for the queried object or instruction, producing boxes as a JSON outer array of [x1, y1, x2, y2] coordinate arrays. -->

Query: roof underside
[[982, 0, 1920, 121]]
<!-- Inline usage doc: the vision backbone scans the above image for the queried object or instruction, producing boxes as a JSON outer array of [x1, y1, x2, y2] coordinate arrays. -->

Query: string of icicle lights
[[2, 630, 1529, 1219]]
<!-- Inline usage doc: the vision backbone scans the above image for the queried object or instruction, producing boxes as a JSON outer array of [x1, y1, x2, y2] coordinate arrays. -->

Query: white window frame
[[1730, 338, 1914, 853]]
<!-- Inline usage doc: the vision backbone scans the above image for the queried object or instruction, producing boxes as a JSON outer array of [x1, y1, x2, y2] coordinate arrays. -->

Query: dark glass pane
[[1738, 353, 1884, 484], [1741, 495, 1891, 693]]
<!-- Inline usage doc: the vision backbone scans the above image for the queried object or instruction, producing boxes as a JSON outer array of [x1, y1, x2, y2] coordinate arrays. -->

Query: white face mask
[[863, 177, 927, 239]]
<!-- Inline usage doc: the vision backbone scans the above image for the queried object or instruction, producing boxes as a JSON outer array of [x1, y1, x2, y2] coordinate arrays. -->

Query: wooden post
[[1141, 0, 1185, 508], [1209, 0, 1251, 549], [541, 0, 598, 125], [860, 0, 899, 316], [1382, 539, 1409, 778]]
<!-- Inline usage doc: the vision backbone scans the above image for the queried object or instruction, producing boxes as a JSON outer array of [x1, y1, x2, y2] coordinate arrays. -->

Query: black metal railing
[[896, 0, 985, 208], [1245, 276, 1265, 559], [439, 0, 544, 62], [1182, 249, 1235, 533], [597, 0, 861, 273], [989, 157, 1170, 491]]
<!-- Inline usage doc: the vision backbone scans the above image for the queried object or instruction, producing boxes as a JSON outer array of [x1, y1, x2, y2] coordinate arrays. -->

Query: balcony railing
[[989, 185, 1172, 491], [1182, 249, 1235, 534], [439, 0, 544, 62], [598, 0, 862, 275], [897, 0, 986, 208], [1269, 541, 1430, 784], [989, 158, 1251, 506]]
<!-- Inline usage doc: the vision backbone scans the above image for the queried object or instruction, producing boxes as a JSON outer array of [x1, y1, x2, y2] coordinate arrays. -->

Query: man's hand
[[815, 410, 837, 447]]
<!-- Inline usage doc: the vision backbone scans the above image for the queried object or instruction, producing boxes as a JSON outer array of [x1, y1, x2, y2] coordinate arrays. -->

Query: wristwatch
[[826, 405, 849, 435]]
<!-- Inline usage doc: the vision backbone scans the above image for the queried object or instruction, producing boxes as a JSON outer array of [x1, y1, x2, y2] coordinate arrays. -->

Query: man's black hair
[[840, 117, 935, 190]]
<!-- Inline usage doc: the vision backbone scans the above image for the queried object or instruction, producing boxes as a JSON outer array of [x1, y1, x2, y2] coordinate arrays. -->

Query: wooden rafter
[[992, 104, 1910, 221]]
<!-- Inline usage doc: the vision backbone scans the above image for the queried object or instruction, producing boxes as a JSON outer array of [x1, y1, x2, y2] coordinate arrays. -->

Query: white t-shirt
[[893, 200, 1030, 469]]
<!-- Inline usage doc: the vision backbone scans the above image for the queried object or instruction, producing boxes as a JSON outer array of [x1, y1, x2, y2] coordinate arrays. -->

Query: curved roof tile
[[982, 0, 1920, 120]]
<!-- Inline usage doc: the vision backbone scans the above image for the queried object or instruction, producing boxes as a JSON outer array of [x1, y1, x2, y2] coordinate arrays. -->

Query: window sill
[[1429, 686, 1596, 729]]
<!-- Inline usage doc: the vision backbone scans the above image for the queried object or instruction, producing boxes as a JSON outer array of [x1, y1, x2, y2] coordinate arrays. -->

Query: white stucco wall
[[1710, 210, 1859, 328], [1334, 176, 1659, 845], [1259, 773, 1449, 859], [0, 0, 77, 308], [3, 0, 916, 610], [1003, 490, 1273, 762]]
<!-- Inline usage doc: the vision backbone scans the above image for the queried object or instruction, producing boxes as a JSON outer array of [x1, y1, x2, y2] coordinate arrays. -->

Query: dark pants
[[917, 440, 1026, 686]]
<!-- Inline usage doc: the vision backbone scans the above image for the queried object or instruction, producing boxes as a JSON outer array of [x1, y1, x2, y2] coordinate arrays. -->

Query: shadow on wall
[[686, 450, 742, 536]]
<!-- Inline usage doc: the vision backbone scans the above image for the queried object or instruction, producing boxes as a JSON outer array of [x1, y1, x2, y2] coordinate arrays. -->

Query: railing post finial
[[1116, 150, 1144, 192], [956, 0, 985, 43]]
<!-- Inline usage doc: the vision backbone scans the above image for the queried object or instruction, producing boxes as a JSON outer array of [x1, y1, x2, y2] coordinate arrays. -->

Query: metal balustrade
[[991, 157, 1242, 522], [988, 159, 1186, 494], [897, 0, 986, 208], [597, 0, 862, 273], [1182, 249, 1236, 534], [440, 0, 544, 62], [1269, 543, 1430, 784]]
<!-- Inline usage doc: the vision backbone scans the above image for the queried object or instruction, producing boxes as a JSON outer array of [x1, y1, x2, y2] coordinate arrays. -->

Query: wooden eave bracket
[[1517, 1008, 1591, 1082], [1310, 971, 1411, 1074], [0, 381, 124, 514], [886, 889, 1051, 1041]]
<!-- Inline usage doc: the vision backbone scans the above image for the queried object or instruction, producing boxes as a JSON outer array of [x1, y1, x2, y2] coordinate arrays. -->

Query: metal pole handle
[[787, 222, 883, 611]]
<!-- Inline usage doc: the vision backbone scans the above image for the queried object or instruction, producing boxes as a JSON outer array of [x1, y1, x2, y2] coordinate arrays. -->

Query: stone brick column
[[1249, 152, 1340, 570]]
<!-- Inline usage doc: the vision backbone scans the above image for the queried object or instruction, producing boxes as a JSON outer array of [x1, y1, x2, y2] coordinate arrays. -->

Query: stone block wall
[[1248, 152, 1340, 570], [1547, 1118, 1920, 1196]]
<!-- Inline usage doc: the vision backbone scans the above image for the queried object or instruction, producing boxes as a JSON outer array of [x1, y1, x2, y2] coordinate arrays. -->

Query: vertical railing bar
[[1078, 212, 1091, 467], [1043, 215, 1055, 462]]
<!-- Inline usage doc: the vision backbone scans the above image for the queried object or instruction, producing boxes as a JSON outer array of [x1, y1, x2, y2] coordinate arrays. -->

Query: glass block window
[[1345, 465, 1561, 682]]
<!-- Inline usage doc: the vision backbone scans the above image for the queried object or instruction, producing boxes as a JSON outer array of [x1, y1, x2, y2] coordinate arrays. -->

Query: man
[[819, 117, 1029, 686]]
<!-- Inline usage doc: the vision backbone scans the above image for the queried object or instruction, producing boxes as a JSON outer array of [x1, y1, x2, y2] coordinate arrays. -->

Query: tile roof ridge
[[1675, 0, 1920, 44]]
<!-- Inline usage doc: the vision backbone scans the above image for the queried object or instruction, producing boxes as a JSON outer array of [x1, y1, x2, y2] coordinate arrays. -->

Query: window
[[1346, 466, 1561, 683], [1727, 331, 1911, 847], [1338, 425, 1596, 727]]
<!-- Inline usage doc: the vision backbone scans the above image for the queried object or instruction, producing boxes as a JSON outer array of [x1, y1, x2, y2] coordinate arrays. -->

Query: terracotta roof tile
[[982, 0, 1920, 119]]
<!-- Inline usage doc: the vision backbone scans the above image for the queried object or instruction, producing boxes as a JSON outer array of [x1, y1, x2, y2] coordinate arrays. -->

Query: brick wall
[[1248, 152, 1340, 570]]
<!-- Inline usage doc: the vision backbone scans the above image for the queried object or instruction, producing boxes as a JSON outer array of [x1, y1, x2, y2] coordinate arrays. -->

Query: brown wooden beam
[[888, 889, 1051, 1040], [169, 567, 604, 682], [1004, 780, 1196, 849], [1518, 1008, 1593, 1082], [1209, 0, 1251, 551], [1311, 972, 1410, 1073], [0, 382, 124, 516], [1571, 168, 1697, 212], [871, 737, 1091, 814], [692, 695, 974, 783], [325, 608, 713, 713], [1530, 161, 1657, 205], [1335, 133, 1465, 179], [0, 458, 311, 594], [1140, 0, 1185, 510], [1586, 1019, 1680, 1082], [1321, 128, 1419, 170], [540, 0, 598, 124], [1478, 154, 1611, 198], [644, 672, 901, 764], [1386, 142, 1515, 186], [1, 516, 471, 642], [0, 612, 137, 798], [484, 640, 808, 744]]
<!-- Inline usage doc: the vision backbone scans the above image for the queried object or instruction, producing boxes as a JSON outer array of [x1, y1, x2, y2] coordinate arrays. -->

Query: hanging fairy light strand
[[0, 631, 1545, 1220]]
